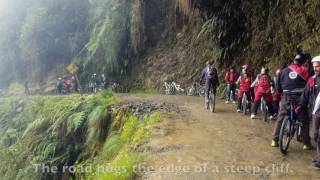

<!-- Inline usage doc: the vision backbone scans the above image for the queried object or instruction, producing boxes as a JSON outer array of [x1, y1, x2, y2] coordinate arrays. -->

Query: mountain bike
[[196, 82, 205, 97], [163, 82, 175, 95], [220, 84, 228, 99], [279, 90, 303, 154], [172, 82, 185, 94], [241, 92, 250, 115]]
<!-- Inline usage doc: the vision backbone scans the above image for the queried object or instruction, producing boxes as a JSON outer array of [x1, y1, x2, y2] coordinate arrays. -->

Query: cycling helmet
[[294, 53, 307, 64]]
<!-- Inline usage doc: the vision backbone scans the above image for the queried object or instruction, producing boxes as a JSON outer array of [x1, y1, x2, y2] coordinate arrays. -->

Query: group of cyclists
[[56, 73, 123, 94], [200, 52, 320, 168], [56, 76, 79, 94]]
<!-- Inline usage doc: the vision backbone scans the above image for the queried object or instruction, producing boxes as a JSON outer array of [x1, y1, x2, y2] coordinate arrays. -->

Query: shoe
[[226, 100, 230, 104], [232, 101, 236, 104], [303, 144, 314, 150], [269, 115, 274, 120], [271, 140, 279, 147], [237, 109, 241, 113], [250, 114, 256, 119]]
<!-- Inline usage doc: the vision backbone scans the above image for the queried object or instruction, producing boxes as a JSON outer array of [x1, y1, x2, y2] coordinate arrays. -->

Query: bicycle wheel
[[220, 86, 227, 99], [209, 92, 215, 113], [242, 93, 247, 115], [296, 124, 302, 142], [279, 117, 293, 154], [199, 86, 205, 97]]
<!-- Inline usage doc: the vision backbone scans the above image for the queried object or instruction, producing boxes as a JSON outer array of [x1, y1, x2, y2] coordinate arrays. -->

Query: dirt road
[[118, 94, 320, 180]]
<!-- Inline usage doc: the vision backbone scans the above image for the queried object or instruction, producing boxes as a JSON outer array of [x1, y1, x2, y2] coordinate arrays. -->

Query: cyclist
[[200, 60, 219, 108], [90, 73, 100, 92], [56, 77, 63, 94], [242, 64, 255, 100], [236, 68, 252, 112], [250, 67, 274, 119], [225, 67, 239, 104], [271, 53, 312, 149], [64, 76, 72, 93], [300, 56, 320, 167]]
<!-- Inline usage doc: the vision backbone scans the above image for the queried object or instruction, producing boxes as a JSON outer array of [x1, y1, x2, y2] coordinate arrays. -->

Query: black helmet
[[294, 53, 307, 64]]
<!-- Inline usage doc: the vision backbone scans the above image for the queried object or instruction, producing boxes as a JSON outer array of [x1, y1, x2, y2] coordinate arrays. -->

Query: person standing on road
[[299, 56, 320, 167], [200, 60, 220, 109]]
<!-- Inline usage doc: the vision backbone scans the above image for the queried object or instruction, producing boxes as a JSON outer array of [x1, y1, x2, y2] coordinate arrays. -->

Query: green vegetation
[[0, 92, 164, 179], [74, 110, 164, 180], [2, 0, 320, 88]]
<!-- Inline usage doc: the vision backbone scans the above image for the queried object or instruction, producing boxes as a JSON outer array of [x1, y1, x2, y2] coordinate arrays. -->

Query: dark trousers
[[272, 95, 311, 145], [313, 114, 320, 161], [227, 83, 236, 101], [205, 78, 216, 101]]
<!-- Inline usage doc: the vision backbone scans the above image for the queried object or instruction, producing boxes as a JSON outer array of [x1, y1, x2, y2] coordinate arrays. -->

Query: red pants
[[254, 91, 272, 103], [238, 90, 251, 98]]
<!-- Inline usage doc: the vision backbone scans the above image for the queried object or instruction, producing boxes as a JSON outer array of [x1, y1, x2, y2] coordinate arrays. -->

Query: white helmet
[[311, 56, 320, 63]]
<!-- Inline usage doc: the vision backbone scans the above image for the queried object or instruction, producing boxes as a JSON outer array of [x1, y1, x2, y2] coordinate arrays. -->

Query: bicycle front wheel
[[279, 117, 293, 154], [296, 124, 302, 142]]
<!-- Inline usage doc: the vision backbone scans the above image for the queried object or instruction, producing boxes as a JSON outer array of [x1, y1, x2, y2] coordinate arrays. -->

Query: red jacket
[[239, 76, 252, 91], [257, 74, 272, 93], [225, 71, 239, 84]]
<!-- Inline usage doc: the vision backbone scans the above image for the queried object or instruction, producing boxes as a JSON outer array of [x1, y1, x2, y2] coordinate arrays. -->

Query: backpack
[[207, 65, 217, 79]]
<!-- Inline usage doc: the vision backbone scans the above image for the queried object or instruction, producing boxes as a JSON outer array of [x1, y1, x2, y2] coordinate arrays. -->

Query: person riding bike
[[236, 68, 252, 112], [200, 60, 219, 107], [271, 53, 312, 149], [250, 67, 274, 119], [90, 73, 100, 92], [299, 56, 320, 167], [242, 64, 255, 101], [225, 67, 239, 104], [64, 76, 72, 93], [56, 77, 63, 94]]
